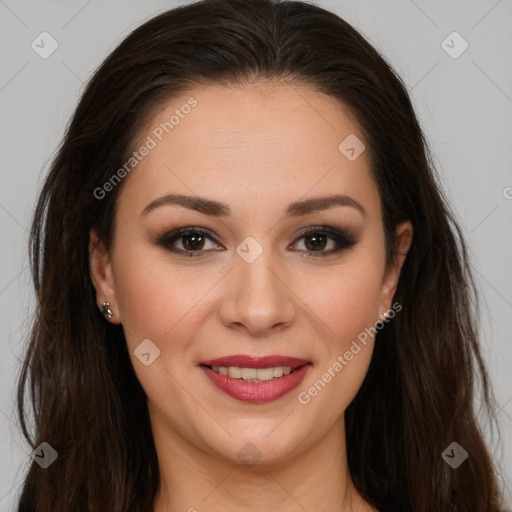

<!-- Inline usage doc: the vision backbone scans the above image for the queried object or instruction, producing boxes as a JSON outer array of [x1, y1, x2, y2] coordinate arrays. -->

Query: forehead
[[117, 82, 379, 220]]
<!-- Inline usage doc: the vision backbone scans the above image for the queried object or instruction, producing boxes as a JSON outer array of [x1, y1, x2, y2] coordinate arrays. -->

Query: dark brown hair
[[16, 0, 505, 510]]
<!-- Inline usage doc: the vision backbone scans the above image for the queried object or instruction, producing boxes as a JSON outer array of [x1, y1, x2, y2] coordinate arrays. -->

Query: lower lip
[[200, 364, 312, 404]]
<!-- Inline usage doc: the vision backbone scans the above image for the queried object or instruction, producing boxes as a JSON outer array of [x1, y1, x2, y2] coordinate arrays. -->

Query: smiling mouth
[[199, 361, 312, 403], [202, 364, 302, 383]]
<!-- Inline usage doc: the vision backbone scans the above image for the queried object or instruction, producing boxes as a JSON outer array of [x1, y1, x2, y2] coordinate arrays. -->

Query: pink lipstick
[[199, 355, 312, 404]]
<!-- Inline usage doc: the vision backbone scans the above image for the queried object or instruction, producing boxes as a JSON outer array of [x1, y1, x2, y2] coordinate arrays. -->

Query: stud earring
[[100, 301, 113, 319]]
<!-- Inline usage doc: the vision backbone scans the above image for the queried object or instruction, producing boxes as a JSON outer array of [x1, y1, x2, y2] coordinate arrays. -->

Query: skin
[[89, 81, 412, 512]]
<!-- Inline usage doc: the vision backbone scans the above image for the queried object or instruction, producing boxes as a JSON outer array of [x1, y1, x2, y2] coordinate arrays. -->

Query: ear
[[378, 220, 413, 319], [89, 228, 121, 324]]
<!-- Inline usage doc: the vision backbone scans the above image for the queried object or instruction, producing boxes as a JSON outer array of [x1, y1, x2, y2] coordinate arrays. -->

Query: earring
[[100, 301, 113, 320]]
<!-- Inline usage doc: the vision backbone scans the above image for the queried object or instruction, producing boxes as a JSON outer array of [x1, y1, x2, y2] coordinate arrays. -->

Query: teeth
[[228, 367, 242, 379], [274, 367, 284, 378], [210, 366, 294, 381], [253, 367, 274, 380]]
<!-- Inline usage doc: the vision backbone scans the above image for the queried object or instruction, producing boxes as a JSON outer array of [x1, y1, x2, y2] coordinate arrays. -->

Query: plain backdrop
[[0, 0, 511, 509]]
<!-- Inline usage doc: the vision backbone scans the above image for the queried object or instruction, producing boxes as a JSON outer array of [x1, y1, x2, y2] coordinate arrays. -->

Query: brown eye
[[303, 232, 329, 252], [180, 232, 206, 251], [157, 228, 221, 257], [290, 227, 357, 257]]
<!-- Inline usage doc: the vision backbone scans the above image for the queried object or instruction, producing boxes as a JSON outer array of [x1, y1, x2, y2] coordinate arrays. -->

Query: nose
[[219, 248, 296, 337]]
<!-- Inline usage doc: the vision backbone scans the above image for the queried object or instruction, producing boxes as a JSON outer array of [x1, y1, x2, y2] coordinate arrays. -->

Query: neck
[[151, 411, 375, 512]]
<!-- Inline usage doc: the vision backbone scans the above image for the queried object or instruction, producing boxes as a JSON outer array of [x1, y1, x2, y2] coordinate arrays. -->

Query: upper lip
[[199, 355, 310, 369]]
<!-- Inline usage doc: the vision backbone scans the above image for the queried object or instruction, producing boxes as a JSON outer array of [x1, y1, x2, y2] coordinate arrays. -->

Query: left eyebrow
[[285, 194, 367, 219], [141, 193, 367, 219]]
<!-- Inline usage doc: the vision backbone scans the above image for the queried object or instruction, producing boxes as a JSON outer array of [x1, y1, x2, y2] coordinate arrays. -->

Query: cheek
[[111, 246, 210, 408], [301, 260, 384, 345], [294, 258, 384, 410], [111, 240, 206, 350]]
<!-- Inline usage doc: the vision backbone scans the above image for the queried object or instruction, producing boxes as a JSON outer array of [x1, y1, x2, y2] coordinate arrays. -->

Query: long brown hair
[[16, 0, 505, 510]]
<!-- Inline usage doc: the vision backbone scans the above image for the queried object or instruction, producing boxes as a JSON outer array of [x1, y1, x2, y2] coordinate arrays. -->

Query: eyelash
[[156, 226, 357, 259]]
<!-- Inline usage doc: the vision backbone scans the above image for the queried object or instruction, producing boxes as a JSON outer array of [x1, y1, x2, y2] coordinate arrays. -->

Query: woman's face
[[90, 81, 411, 465]]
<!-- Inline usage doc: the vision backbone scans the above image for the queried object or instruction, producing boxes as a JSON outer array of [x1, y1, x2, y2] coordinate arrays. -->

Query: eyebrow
[[141, 193, 367, 219]]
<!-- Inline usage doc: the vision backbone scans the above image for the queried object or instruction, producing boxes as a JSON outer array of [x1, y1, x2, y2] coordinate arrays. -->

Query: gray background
[[1, 0, 511, 509]]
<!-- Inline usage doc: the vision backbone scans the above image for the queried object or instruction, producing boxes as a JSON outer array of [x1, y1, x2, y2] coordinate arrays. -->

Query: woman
[[16, 0, 506, 510]]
